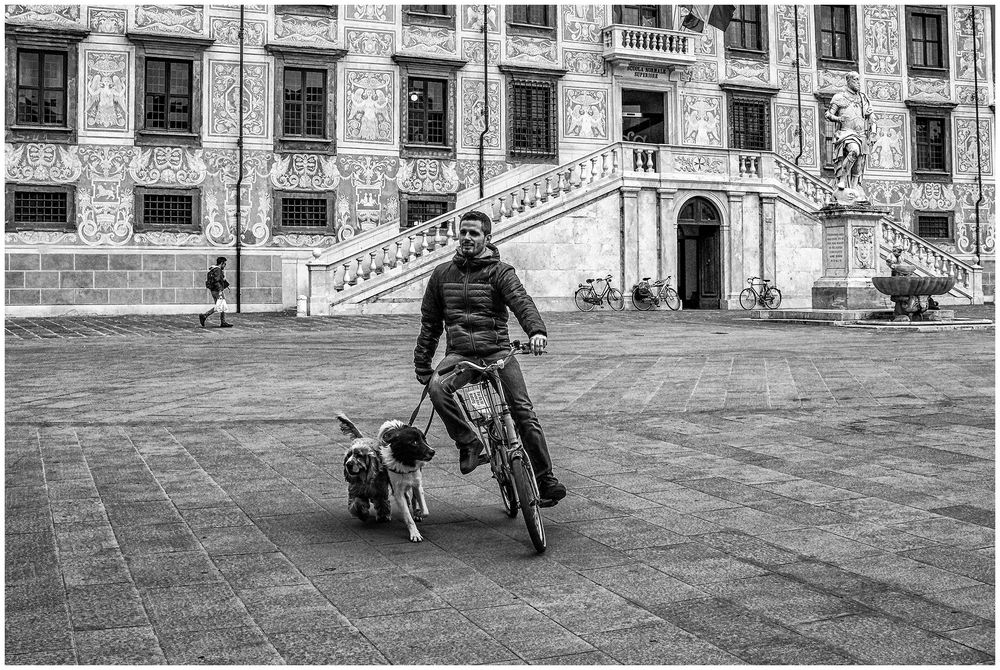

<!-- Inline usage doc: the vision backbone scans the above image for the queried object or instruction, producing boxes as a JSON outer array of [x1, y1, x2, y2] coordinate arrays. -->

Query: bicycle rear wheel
[[763, 288, 782, 309], [497, 470, 517, 518], [631, 286, 655, 311], [608, 288, 625, 311], [662, 287, 681, 310], [739, 288, 757, 310], [574, 287, 596, 312], [510, 455, 546, 553]]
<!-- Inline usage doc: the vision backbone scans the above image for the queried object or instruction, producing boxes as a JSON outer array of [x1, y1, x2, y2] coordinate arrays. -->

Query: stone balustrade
[[879, 218, 978, 300], [602, 24, 695, 65]]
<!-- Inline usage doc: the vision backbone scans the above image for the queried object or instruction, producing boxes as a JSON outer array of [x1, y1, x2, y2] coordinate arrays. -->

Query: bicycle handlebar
[[439, 341, 538, 393]]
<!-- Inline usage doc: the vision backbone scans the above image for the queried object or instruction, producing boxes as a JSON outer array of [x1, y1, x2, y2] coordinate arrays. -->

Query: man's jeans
[[427, 352, 553, 479]]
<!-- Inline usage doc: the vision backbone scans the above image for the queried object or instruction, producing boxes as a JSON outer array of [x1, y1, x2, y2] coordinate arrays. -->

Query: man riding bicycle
[[414, 210, 567, 506]]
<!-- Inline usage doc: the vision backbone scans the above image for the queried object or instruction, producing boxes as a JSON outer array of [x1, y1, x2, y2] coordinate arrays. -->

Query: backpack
[[206, 266, 219, 289]]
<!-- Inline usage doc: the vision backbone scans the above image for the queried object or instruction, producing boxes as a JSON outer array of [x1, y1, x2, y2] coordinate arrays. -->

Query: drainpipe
[[971, 5, 983, 267], [793, 5, 804, 168], [235, 5, 245, 312], [478, 4, 489, 198]]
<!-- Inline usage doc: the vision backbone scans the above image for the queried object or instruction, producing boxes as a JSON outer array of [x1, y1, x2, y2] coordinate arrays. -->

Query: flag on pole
[[682, 5, 736, 33]]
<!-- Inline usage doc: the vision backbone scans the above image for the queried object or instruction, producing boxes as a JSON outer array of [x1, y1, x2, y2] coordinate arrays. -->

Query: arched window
[[678, 197, 720, 225]]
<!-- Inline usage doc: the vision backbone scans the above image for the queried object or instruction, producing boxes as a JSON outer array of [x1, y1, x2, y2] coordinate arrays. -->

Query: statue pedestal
[[811, 204, 888, 310]]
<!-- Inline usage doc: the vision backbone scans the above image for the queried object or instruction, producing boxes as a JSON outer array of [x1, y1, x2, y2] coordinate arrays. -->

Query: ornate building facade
[[4, 4, 995, 314]]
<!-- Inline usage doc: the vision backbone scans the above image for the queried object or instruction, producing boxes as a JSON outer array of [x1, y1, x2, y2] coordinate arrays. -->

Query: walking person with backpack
[[199, 256, 233, 328]]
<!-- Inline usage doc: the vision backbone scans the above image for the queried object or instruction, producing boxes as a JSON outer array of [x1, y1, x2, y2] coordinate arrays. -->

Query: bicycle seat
[[585, 278, 594, 283], [641, 277, 651, 281], [762, 279, 772, 283]]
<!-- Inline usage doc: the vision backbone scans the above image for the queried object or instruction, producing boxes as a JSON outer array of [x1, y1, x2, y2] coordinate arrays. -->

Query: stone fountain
[[871, 246, 956, 322]]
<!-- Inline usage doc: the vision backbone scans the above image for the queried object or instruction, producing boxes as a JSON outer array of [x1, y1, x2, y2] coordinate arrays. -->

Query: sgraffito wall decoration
[[274, 13, 338, 46], [6, 143, 83, 183], [678, 6, 716, 55], [956, 119, 992, 175], [461, 5, 498, 32], [345, 71, 394, 144], [401, 25, 457, 55], [862, 6, 900, 76], [777, 69, 811, 93], [954, 7, 987, 82], [955, 184, 995, 254], [133, 5, 204, 35], [456, 159, 509, 188], [211, 17, 266, 46], [462, 39, 500, 64], [506, 36, 557, 64], [199, 149, 272, 248], [776, 5, 809, 65], [866, 179, 908, 224], [77, 146, 137, 246], [347, 29, 395, 56], [564, 50, 605, 76], [340, 155, 398, 235], [563, 88, 608, 140], [346, 5, 393, 23], [680, 94, 723, 147], [6, 4, 80, 26], [776, 104, 817, 168], [562, 5, 604, 44], [128, 147, 207, 187], [87, 7, 126, 33], [725, 58, 769, 84], [688, 60, 719, 83], [208, 61, 268, 139], [907, 77, 951, 102], [83, 51, 129, 133], [867, 112, 906, 171], [461, 79, 501, 149], [957, 86, 991, 106], [816, 69, 848, 93], [397, 159, 461, 194], [270, 154, 342, 191], [865, 79, 902, 102]]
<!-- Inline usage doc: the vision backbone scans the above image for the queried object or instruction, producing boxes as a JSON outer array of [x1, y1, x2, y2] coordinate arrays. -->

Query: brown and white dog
[[337, 414, 435, 542]]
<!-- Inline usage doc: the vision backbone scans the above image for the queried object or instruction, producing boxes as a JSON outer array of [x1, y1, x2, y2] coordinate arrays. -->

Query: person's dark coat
[[207, 265, 230, 293], [414, 244, 546, 377]]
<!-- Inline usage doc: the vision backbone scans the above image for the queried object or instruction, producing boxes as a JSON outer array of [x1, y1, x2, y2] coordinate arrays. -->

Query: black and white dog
[[337, 414, 435, 542]]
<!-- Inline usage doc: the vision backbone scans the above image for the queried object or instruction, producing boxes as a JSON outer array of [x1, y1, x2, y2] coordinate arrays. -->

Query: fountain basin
[[871, 276, 956, 296]]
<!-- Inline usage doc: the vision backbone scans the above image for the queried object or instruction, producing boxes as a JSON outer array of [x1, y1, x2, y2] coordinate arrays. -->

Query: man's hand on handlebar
[[528, 334, 547, 356], [416, 371, 432, 386]]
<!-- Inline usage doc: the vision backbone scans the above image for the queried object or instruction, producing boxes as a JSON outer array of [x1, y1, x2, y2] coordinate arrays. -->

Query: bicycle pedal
[[477, 454, 489, 465], [538, 497, 559, 508]]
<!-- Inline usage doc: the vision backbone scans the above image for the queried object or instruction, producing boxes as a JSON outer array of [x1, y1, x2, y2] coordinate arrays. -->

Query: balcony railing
[[602, 24, 695, 66]]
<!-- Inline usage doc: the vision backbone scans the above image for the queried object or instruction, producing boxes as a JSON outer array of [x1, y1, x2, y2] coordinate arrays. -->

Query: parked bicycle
[[739, 276, 782, 309], [630, 275, 681, 311], [574, 274, 625, 311], [441, 341, 547, 553]]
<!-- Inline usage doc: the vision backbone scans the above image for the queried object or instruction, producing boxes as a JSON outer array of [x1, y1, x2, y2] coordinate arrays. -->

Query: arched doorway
[[676, 197, 721, 309]]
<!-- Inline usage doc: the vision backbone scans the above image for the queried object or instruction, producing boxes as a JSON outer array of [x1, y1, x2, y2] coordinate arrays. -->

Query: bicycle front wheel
[[662, 287, 681, 310], [739, 288, 757, 310], [574, 287, 596, 312], [608, 288, 625, 311], [763, 288, 782, 309], [510, 455, 546, 553], [631, 287, 655, 311], [497, 470, 518, 518]]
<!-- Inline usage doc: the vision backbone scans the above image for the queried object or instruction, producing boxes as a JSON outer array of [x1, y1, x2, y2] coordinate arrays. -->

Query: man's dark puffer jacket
[[414, 243, 546, 377]]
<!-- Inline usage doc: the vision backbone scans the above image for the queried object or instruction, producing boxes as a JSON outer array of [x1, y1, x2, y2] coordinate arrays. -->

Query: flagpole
[[971, 5, 983, 267], [793, 5, 803, 168]]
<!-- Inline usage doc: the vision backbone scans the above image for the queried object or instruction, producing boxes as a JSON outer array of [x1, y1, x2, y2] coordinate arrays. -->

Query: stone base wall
[[5, 250, 284, 313], [774, 200, 824, 308]]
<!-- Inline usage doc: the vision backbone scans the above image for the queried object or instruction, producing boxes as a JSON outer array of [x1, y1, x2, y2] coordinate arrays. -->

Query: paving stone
[[464, 603, 596, 660], [759, 526, 886, 563], [752, 478, 864, 503], [49, 498, 106, 524], [268, 625, 389, 664], [353, 608, 517, 664], [5, 609, 73, 655], [582, 621, 743, 664], [104, 500, 183, 526], [837, 553, 983, 595], [928, 504, 995, 528], [396, 566, 520, 611], [944, 624, 995, 655], [194, 524, 279, 556], [627, 541, 771, 585], [53, 523, 118, 555], [698, 574, 863, 625], [692, 505, 807, 535], [900, 544, 995, 584], [854, 589, 988, 633], [254, 513, 360, 546], [5, 648, 77, 664], [527, 649, 618, 664], [561, 515, 688, 550], [113, 522, 201, 555], [140, 583, 254, 633], [580, 562, 707, 608], [795, 613, 992, 664], [281, 542, 395, 577], [694, 530, 800, 566], [178, 505, 254, 529], [73, 626, 166, 664], [894, 516, 996, 550], [509, 580, 663, 635], [924, 584, 995, 620], [237, 584, 350, 633], [313, 570, 450, 618], [66, 583, 148, 630], [157, 626, 283, 664], [125, 550, 224, 588], [819, 521, 938, 552]]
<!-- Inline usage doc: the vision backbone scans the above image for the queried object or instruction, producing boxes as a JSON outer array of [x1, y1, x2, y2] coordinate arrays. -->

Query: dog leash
[[408, 384, 435, 437]]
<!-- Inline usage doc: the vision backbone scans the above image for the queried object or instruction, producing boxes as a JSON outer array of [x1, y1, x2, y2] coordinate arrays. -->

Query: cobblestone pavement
[[5, 307, 995, 664]]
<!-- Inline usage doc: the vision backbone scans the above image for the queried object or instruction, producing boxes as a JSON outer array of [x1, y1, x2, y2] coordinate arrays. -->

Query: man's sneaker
[[220, 321, 234, 328], [458, 440, 487, 474], [537, 475, 566, 507], [199, 314, 206, 327]]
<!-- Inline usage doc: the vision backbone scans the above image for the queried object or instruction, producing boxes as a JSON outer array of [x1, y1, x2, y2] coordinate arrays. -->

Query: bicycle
[[630, 275, 681, 311], [739, 276, 782, 309], [574, 274, 625, 312], [441, 341, 548, 553]]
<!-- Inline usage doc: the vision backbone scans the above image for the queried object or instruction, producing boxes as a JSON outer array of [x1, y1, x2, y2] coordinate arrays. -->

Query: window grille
[[13, 191, 68, 224], [281, 197, 328, 227], [726, 6, 763, 50], [409, 5, 449, 16], [510, 5, 551, 26], [510, 80, 556, 158], [407, 78, 447, 145], [405, 200, 448, 228], [819, 6, 852, 60], [142, 193, 194, 227], [16, 50, 66, 126], [915, 117, 946, 170], [910, 12, 943, 68], [283, 68, 326, 138], [729, 97, 770, 151], [145, 59, 192, 131], [917, 215, 950, 238]]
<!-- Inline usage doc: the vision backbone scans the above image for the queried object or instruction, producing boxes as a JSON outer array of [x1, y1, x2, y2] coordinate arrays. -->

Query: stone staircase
[[305, 143, 981, 314]]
